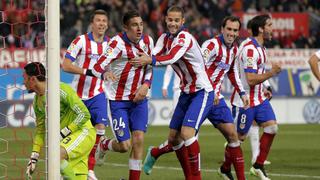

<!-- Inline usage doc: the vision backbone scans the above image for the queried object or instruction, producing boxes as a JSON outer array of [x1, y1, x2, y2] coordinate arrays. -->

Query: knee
[[238, 133, 247, 142], [60, 147, 68, 160], [119, 141, 131, 153], [264, 124, 278, 134], [132, 132, 144, 145], [227, 131, 239, 143]]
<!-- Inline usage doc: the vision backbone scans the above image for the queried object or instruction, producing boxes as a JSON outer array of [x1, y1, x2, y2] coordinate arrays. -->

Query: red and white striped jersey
[[153, 31, 212, 94], [65, 32, 110, 100], [315, 50, 320, 59], [201, 35, 245, 99], [92, 32, 154, 101], [231, 37, 269, 107]]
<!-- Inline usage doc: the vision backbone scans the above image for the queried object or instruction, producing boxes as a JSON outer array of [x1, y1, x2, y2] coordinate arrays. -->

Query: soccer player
[[242, 19, 271, 166], [130, 6, 214, 180], [24, 62, 95, 180], [142, 16, 249, 180], [231, 14, 281, 180], [91, 10, 154, 180], [62, 9, 110, 180], [308, 50, 320, 81]]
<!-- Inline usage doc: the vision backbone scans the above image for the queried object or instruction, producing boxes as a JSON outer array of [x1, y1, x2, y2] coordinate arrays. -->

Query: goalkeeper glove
[[26, 152, 39, 179], [60, 127, 72, 140]]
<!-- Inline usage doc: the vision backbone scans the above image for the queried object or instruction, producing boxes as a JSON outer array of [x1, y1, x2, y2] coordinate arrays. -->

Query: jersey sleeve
[[227, 58, 245, 95], [32, 97, 45, 153], [201, 39, 217, 65], [154, 32, 192, 65], [65, 36, 83, 62], [60, 84, 91, 132], [143, 36, 154, 86], [152, 34, 167, 56], [92, 38, 122, 79], [242, 46, 259, 73]]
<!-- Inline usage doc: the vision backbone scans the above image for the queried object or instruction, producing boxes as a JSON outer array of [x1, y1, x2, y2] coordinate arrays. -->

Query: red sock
[[175, 145, 192, 179], [230, 146, 245, 180], [222, 146, 232, 171], [101, 138, 112, 151], [129, 170, 140, 180], [88, 135, 102, 170], [256, 132, 275, 165], [151, 143, 173, 159], [186, 140, 201, 180]]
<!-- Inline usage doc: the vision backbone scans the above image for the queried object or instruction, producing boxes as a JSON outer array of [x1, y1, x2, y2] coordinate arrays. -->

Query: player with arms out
[[231, 14, 281, 180], [91, 10, 154, 180], [24, 62, 95, 180], [62, 9, 110, 180], [130, 6, 214, 180], [308, 50, 320, 81]]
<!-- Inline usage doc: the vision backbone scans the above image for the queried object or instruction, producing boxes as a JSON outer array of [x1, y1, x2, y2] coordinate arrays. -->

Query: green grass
[[1, 124, 320, 179]]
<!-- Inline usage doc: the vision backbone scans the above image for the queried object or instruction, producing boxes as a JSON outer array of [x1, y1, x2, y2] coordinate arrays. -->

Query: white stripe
[[195, 91, 209, 129], [65, 128, 88, 153]]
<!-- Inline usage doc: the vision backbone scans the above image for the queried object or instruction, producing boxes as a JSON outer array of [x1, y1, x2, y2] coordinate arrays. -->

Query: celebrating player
[[231, 14, 281, 180], [62, 9, 110, 180], [91, 10, 154, 180], [24, 62, 95, 180], [130, 6, 214, 180]]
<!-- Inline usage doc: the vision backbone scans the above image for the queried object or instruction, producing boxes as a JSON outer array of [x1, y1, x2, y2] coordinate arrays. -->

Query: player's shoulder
[[59, 82, 75, 97], [177, 30, 193, 39]]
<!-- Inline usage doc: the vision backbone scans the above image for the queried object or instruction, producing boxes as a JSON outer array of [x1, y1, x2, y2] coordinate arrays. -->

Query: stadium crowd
[[1, 0, 320, 49]]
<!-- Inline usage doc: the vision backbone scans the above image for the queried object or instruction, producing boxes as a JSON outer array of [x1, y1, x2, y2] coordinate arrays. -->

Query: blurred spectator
[[0, 0, 320, 49]]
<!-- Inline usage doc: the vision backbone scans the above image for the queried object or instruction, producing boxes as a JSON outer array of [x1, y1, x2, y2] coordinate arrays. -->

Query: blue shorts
[[207, 98, 234, 127], [169, 89, 214, 131], [235, 100, 276, 134], [83, 92, 108, 126], [109, 99, 148, 142]]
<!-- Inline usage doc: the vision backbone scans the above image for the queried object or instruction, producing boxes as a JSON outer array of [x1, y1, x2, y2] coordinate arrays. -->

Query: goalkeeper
[[23, 62, 96, 179]]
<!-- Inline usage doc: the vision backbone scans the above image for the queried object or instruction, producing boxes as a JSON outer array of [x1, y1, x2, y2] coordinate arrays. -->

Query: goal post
[[46, 0, 60, 179]]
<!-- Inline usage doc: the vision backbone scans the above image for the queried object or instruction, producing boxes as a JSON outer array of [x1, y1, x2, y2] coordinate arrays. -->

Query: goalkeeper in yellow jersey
[[23, 62, 96, 180]]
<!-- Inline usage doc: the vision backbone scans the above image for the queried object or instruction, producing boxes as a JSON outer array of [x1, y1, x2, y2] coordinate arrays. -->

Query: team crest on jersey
[[66, 43, 76, 53], [142, 45, 148, 53], [239, 123, 245, 129], [116, 129, 124, 137], [177, 38, 185, 46], [247, 57, 254, 68], [106, 47, 113, 56], [203, 49, 210, 59]]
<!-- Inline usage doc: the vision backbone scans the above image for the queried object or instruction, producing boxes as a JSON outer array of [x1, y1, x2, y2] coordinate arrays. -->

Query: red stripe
[[88, 42, 103, 97], [115, 62, 132, 100], [247, 49, 254, 57], [178, 33, 185, 39], [156, 45, 183, 62], [250, 86, 255, 107], [97, 43, 104, 93], [72, 36, 81, 44], [208, 38, 223, 78], [155, 36, 168, 56], [175, 63, 187, 92], [77, 34, 91, 98], [115, 42, 134, 100], [129, 67, 142, 100], [167, 38, 173, 50], [258, 83, 263, 103], [206, 41, 215, 51], [182, 57, 197, 93]]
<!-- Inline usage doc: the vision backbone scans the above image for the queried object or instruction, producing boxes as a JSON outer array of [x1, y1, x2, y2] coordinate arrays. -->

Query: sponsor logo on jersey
[[177, 38, 185, 46], [215, 62, 231, 70], [89, 54, 100, 61], [203, 49, 210, 60]]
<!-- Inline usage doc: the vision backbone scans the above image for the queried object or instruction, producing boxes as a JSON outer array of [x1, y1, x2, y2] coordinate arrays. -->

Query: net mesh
[[0, 0, 46, 179]]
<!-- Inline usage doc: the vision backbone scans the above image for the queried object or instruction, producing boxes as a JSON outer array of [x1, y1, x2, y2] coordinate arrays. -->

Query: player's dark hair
[[90, 9, 108, 22], [250, 14, 271, 36], [123, 10, 141, 25], [247, 19, 252, 29], [221, 16, 241, 30], [167, 5, 184, 17], [24, 62, 46, 81]]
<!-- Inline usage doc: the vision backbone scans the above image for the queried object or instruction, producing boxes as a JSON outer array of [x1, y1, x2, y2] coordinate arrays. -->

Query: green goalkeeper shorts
[[60, 125, 96, 175]]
